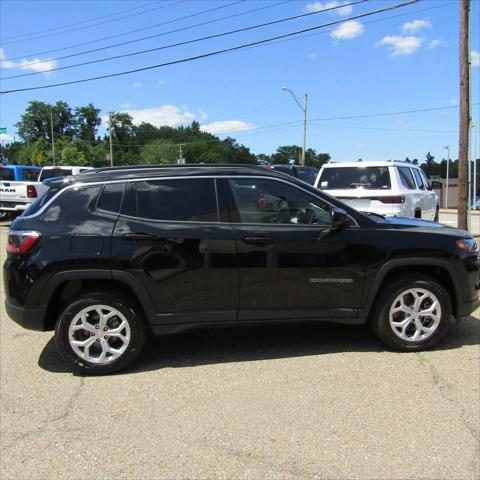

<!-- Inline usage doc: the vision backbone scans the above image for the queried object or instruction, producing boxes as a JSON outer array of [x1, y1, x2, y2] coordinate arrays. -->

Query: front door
[[225, 176, 366, 321]]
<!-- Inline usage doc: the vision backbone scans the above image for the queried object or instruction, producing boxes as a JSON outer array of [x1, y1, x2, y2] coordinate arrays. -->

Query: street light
[[282, 86, 308, 166], [444, 145, 450, 209]]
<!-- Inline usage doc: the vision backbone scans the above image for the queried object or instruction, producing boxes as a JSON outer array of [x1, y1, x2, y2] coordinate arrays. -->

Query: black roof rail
[[88, 163, 263, 174]]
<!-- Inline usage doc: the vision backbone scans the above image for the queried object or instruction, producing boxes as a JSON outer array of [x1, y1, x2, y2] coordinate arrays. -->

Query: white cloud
[[158, 80, 166, 85], [449, 98, 459, 106], [402, 19, 432, 34], [357, 143, 368, 148], [120, 105, 196, 127], [330, 20, 364, 40], [120, 102, 133, 109], [472, 50, 480, 67], [308, 52, 318, 59], [428, 39, 443, 49], [0, 133, 14, 143], [376, 35, 423, 56], [304, 1, 352, 16], [197, 109, 208, 121], [0, 47, 57, 73], [201, 120, 255, 135], [131, 82, 142, 88]]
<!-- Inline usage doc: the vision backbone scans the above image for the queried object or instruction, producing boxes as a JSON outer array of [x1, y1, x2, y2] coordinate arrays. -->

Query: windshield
[[39, 169, 73, 181], [0, 168, 15, 181], [319, 166, 391, 190]]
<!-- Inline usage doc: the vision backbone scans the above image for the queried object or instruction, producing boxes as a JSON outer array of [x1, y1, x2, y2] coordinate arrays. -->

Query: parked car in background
[[38, 165, 92, 181], [0, 164, 42, 219], [314, 161, 440, 221], [1, 165, 93, 219], [4, 164, 478, 374], [263, 164, 319, 185]]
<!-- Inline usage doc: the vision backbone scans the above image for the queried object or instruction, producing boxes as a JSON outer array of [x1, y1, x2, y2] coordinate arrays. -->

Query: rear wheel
[[370, 275, 452, 350], [55, 291, 147, 375]]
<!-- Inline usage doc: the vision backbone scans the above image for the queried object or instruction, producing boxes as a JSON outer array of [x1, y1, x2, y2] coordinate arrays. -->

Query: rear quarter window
[[22, 169, 40, 181], [398, 167, 416, 189]]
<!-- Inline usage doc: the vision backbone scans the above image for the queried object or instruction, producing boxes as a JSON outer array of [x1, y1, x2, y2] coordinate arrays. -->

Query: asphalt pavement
[[0, 220, 479, 480]]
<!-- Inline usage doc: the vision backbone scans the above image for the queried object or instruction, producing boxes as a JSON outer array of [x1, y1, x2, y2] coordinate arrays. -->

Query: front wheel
[[370, 275, 452, 351], [55, 291, 147, 375]]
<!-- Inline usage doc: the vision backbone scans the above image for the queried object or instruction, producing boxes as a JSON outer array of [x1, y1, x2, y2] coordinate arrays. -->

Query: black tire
[[370, 274, 452, 351], [434, 207, 439, 222], [55, 291, 147, 375]]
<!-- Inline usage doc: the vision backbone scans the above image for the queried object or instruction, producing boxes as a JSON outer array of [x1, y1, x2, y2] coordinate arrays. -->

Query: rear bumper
[[5, 300, 48, 331], [0, 201, 28, 212]]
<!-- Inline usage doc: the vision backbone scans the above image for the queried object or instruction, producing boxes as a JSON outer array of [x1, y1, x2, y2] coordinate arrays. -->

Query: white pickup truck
[[0, 165, 92, 218]]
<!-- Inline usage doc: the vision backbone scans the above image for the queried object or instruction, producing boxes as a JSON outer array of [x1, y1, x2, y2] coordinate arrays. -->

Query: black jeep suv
[[4, 164, 479, 374]]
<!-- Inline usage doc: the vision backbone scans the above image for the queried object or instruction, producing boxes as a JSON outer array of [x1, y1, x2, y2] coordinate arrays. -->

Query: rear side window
[[97, 183, 125, 213], [398, 167, 415, 189], [0, 168, 15, 181], [22, 169, 40, 181], [412, 169, 426, 189], [126, 178, 218, 222]]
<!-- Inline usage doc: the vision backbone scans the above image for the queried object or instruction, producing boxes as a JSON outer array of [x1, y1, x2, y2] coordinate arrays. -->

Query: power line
[[1, 1, 162, 42], [1, 0, 369, 80], [309, 104, 474, 122], [3, 0, 253, 62], [0, 0, 421, 95], [0, 1, 188, 46]]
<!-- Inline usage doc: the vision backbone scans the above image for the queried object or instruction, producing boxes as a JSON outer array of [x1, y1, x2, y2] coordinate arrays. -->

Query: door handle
[[317, 229, 333, 240], [242, 236, 275, 246], [121, 233, 159, 241]]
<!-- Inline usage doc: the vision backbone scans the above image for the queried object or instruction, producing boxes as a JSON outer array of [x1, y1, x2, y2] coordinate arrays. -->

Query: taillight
[[373, 196, 405, 204], [27, 184, 37, 198], [6, 230, 40, 254]]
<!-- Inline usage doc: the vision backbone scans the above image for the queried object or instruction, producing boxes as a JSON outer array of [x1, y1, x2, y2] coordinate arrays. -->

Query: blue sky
[[0, 0, 479, 163]]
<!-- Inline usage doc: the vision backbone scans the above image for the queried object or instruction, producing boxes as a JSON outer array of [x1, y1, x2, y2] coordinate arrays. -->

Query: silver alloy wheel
[[68, 305, 131, 364], [389, 288, 442, 342]]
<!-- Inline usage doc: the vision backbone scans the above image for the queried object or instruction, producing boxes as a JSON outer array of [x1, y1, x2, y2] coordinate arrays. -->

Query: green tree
[[140, 141, 178, 164], [59, 143, 88, 166], [74, 104, 101, 143]]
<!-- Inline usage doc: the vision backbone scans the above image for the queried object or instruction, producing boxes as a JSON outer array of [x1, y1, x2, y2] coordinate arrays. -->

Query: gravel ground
[[0, 220, 479, 480]]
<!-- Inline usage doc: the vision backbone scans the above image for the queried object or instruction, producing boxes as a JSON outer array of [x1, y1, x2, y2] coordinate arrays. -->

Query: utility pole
[[50, 109, 56, 166], [458, 0, 470, 231], [108, 112, 114, 167], [444, 145, 450, 208], [282, 87, 308, 166], [302, 93, 308, 167], [474, 122, 478, 209]]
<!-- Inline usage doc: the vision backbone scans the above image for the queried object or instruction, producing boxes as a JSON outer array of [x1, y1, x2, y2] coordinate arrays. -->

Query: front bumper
[[5, 300, 47, 331]]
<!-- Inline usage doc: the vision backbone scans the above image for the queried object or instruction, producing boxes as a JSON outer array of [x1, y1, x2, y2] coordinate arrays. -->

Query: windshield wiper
[[350, 182, 371, 188]]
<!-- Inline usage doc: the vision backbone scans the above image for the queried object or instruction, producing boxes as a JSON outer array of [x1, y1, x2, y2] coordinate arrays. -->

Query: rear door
[[225, 176, 366, 321], [111, 176, 238, 326], [412, 168, 435, 219]]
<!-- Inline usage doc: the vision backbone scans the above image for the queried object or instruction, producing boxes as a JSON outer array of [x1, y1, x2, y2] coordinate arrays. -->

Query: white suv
[[314, 161, 439, 221]]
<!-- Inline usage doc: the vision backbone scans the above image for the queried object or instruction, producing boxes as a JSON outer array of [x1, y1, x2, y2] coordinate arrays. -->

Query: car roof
[[41, 165, 91, 169], [321, 161, 420, 168], [46, 164, 297, 187]]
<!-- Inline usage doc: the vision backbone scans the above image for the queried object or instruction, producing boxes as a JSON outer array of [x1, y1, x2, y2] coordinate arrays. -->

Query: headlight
[[456, 239, 478, 253]]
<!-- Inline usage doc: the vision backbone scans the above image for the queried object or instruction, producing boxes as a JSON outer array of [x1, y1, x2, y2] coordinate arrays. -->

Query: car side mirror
[[331, 207, 349, 229], [431, 181, 442, 189]]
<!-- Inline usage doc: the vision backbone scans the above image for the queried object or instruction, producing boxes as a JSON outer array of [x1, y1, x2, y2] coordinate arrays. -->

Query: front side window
[[318, 167, 391, 190], [412, 169, 426, 190], [229, 178, 332, 225], [398, 167, 415, 189], [130, 178, 218, 222]]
